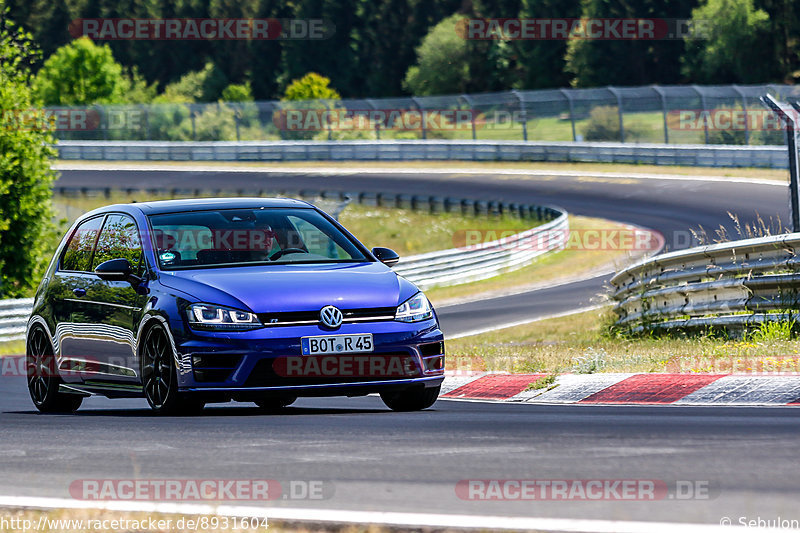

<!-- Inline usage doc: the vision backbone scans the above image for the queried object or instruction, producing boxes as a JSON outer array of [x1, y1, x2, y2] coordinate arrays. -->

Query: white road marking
[[0, 495, 782, 532]]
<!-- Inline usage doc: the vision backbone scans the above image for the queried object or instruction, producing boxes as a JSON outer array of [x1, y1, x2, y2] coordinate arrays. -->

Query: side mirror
[[94, 258, 141, 285], [372, 247, 400, 267]]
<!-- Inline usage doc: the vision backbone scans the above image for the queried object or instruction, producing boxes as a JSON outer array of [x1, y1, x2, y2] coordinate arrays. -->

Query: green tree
[[221, 82, 254, 102], [280, 73, 341, 140], [682, 0, 777, 83], [153, 63, 229, 104], [514, 0, 580, 89], [565, 0, 696, 87], [354, 0, 462, 97], [403, 14, 470, 95], [756, 0, 800, 82], [0, 4, 59, 297], [33, 37, 127, 105], [283, 72, 341, 101]]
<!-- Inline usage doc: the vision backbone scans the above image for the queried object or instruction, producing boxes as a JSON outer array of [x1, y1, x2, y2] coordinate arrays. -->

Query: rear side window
[[92, 214, 144, 275], [61, 216, 104, 272]]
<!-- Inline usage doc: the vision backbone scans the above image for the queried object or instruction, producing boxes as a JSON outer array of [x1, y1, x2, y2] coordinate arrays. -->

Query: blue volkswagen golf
[[26, 198, 445, 414]]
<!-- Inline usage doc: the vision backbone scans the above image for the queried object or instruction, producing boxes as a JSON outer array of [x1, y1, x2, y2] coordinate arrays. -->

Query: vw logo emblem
[[320, 305, 343, 328]]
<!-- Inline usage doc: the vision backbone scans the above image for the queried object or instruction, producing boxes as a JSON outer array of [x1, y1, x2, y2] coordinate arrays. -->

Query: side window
[[287, 215, 349, 259], [61, 216, 104, 272], [92, 215, 144, 275]]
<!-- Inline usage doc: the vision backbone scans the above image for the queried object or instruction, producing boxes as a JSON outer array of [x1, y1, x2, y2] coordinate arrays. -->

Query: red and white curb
[[441, 372, 800, 406]]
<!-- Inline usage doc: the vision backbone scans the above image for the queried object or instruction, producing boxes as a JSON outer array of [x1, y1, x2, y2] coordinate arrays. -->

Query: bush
[[280, 73, 341, 140], [403, 14, 469, 96], [33, 37, 127, 105]]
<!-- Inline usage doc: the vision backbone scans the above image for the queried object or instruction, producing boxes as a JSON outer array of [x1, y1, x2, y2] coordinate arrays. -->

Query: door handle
[[72, 288, 86, 297]]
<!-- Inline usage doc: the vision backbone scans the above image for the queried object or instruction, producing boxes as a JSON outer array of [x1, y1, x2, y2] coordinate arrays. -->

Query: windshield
[[148, 207, 368, 270]]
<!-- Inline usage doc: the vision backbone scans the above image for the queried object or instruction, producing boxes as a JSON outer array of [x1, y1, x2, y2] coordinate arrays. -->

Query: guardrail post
[[761, 94, 800, 231], [366, 99, 381, 140], [512, 90, 528, 141], [411, 97, 426, 140], [559, 89, 577, 142], [608, 87, 624, 142], [653, 86, 669, 144], [234, 106, 241, 142], [692, 85, 710, 144], [460, 95, 477, 140], [732, 85, 750, 145], [190, 105, 198, 141]]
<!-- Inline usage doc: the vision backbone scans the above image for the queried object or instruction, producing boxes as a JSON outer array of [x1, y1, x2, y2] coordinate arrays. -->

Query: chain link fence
[[36, 84, 800, 145]]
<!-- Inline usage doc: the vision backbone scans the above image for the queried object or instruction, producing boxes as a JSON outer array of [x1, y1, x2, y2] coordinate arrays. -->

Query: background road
[[1, 168, 791, 526]]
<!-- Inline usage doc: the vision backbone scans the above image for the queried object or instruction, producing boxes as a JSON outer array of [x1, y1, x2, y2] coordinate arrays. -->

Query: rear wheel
[[380, 386, 440, 412], [254, 396, 297, 410], [142, 323, 204, 415], [26, 327, 82, 413]]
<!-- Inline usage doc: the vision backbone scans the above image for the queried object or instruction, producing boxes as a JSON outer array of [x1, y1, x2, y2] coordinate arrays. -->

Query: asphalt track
[[0, 168, 795, 528], [2, 374, 799, 525]]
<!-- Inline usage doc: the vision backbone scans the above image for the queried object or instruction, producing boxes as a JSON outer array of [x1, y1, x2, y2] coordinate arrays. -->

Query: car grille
[[256, 307, 396, 327]]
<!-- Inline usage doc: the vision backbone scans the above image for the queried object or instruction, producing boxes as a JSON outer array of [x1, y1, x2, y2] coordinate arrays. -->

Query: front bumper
[[171, 318, 445, 398]]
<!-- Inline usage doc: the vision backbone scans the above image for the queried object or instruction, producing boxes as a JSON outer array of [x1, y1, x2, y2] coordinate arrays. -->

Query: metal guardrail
[[55, 140, 789, 168], [396, 209, 567, 290], [0, 298, 34, 343], [610, 234, 800, 333]]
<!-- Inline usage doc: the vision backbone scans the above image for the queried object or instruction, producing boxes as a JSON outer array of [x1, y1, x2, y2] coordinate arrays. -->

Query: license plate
[[301, 334, 374, 355]]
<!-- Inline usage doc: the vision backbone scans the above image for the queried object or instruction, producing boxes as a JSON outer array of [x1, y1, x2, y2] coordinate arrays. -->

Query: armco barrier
[[55, 140, 789, 169], [610, 233, 800, 333], [0, 298, 33, 343], [396, 209, 567, 290]]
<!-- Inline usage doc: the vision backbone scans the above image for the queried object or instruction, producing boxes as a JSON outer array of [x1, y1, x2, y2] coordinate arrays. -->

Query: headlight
[[395, 292, 434, 323], [186, 303, 262, 331]]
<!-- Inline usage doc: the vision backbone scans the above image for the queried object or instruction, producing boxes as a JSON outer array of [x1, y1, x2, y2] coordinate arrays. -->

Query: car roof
[[87, 197, 314, 217]]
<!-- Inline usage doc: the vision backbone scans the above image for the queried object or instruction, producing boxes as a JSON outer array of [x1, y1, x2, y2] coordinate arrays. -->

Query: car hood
[[157, 261, 419, 313]]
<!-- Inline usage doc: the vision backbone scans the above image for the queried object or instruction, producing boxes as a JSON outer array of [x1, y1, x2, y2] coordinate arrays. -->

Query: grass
[[338, 206, 534, 257], [426, 215, 645, 305], [447, 307, 800, 375], [52, 191, 536, 257], [55, 159, 790, 182], [0, 340, 24, 356]]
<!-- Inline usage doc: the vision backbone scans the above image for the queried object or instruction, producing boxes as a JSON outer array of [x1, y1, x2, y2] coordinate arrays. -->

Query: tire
[[254, 396, 297, 410], [141, 323, 204, 415], [380, 386, 440, 412], [26, 326, 83, 413]]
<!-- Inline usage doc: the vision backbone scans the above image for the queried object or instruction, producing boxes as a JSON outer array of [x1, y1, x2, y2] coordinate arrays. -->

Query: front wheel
[[380, 386, 440, 411], [141, 323, 204, 415], [26, 327, 83, 413]]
